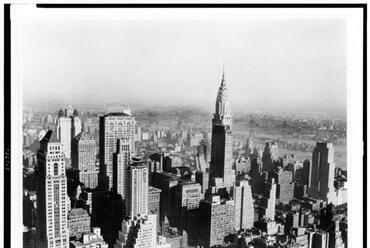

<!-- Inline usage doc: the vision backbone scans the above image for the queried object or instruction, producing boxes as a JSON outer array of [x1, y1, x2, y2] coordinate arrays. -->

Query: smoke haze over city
[[21, 16, 346, 113]]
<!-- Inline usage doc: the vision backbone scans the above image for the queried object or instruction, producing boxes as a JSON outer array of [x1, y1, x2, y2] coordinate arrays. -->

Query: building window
[[54, 163, 59, 176]]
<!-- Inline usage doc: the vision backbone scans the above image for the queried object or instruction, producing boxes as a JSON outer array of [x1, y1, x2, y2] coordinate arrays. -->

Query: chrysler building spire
[[214, 68, 232, 127]]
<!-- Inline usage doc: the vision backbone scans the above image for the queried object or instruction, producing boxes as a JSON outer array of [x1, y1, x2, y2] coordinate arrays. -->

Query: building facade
[[56, 106, 82, 160], [308, 142, 336, 203], [67, 208, 91, 239], [114, 214, 157, 248], [262, 142, 279, 172], [70, 227, 108, 248], [127, 160, 149, 218], [113, 138, 133, 200], [99, 112, 136, 190], [36, 131, 69, 248], [233, 180, 254, 231], [71, 132, 98, 189], [199, 195, 235, 248]]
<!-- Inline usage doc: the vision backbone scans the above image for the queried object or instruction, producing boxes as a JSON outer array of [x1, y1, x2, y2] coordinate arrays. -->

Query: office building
[[71, 132, 98, 189], [262, 142, 279, 172], [70, 227, 108, 248], [312, 231, 329, 248], [209, 70, 235, 188], [99, 111, 136, 190], [272, 168, 294, 204], [196, 140, 210, 171], [114, 214, 157, 248], [328, 220, 345, 248], [113, 138, 133, 200], [308, 142, 336, 203], [35, 130, 69, 248], [56, 106, 82, 159], [233, 180, 254, 231], [285, 212, 299, 234], [67, 208, 91, 239], [148, 186, 162, 230], [199, 195, 235, 248], [195, 170, 209, 193], [261, 178, 277, 221], [127, 160, 149, 218], [175, 181, 202, 210]]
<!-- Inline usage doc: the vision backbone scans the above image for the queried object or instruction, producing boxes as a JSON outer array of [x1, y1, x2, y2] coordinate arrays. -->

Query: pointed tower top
[[221, 63, 226, 86]]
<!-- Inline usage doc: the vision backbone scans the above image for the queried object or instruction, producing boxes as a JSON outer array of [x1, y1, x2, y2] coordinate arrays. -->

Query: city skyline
[[21, 15, 346, 113]]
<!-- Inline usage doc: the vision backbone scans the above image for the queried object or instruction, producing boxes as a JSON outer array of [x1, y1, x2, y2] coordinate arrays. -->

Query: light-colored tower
[[56, 116, 72, 159], [56, 106, 82, 159], [99, 112, 136, 190], [36, 130, 69, 248], [209, 69, 235, 188], [127, 161, 149, 218], [71, 132, 98, 189], [264, 178, 276, 221], [308, 142, 336, 203], [113, 138, 132, 201], [233, 180, 254, 231]]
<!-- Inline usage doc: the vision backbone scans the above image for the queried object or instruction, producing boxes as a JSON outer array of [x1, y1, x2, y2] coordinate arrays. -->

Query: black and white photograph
[[2, 3, 366, 248]]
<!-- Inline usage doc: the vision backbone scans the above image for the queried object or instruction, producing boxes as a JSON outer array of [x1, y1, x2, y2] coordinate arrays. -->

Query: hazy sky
[[21, 11, 346, 113]]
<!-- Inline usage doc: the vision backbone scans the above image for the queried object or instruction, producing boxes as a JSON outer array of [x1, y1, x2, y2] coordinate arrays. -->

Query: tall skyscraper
[[114, 160, 162, 248], [308, 142, 336, 203], [99, 111, 136, 190], [233, 180, 254, 231], [209, 70, 235, 188], [127, 160, 149, 218], [113, 138, 132, 200], [261, 178, 276, 222], [71, 132, 98, 189], [56, 106, 82, 160], [36, 130, 69, 248], [262, 142, 279, 172]]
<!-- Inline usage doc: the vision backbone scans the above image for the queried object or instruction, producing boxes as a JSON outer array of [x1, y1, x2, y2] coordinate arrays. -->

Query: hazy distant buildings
[[36, 131, 69, 248], [99, 111, 136, 190], [262, 142, 279, 172], [308, 142, 336, 203], [71, 132, 98, 189], [209, 71, 235, 188], [56, 106, 82, 160], [245, 122, 254, 158]]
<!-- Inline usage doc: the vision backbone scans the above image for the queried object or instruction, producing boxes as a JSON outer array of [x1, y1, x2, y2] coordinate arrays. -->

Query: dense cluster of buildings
[[23, 72, 348, 248]]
